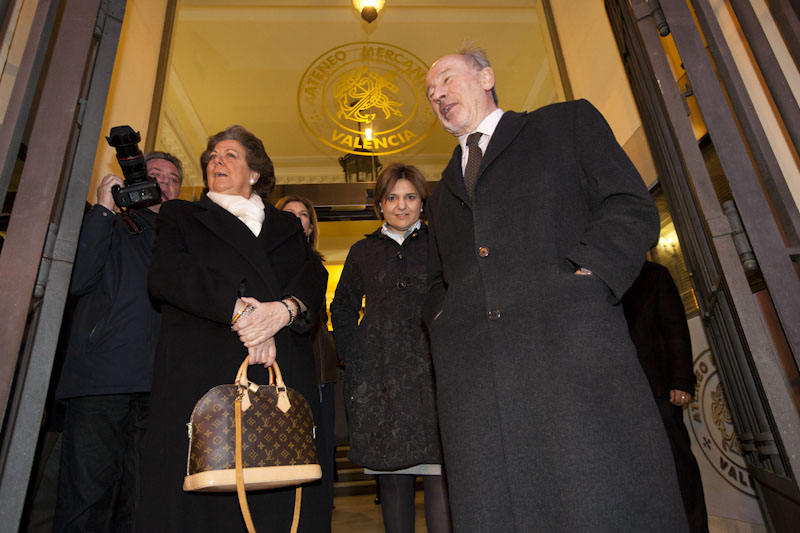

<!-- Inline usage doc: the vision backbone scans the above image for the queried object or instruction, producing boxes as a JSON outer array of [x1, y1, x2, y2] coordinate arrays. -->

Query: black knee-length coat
[[136, 196, 329, 532], [330, 225, 443, 470], [423, 100, 688, 532]]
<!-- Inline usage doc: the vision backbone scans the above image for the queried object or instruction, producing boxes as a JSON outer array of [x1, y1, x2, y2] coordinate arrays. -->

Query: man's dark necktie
[[464, 132, 483, 201]]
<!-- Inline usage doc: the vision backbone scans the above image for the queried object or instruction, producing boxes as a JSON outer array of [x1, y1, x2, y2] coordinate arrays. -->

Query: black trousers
[[656, 397, 709, 533], [318, 383, 336, 511], [54, 393, 149, 533]]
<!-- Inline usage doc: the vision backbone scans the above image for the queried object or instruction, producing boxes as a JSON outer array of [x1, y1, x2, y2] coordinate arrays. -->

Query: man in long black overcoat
[[422, 45, 689, 531]]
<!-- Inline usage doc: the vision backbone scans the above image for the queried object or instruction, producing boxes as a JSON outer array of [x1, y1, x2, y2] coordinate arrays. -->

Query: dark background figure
[[53, 152, 183, 532], [422, 42, 687, 531], [332, 163, 451, 533], [622, 259, 710, 533], [136, 125, 329, 532], [277, 194, 339, 513]]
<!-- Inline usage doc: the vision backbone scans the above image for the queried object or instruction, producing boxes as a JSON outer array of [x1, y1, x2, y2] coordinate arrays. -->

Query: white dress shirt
[[381, 219, 421, 245], [458, 108, 505, 173]]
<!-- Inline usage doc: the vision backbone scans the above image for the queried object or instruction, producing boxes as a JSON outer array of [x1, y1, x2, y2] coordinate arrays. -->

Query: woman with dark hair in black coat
[[331, 163, 451, 533], [136, 126, 329, 532]]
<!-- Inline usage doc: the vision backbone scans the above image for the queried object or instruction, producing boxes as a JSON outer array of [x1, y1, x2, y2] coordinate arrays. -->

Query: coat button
[[396, 252, 405, 260], [397, 281, 407, 289], [478, 246, 489, 257], [488, 309, 502, 320]]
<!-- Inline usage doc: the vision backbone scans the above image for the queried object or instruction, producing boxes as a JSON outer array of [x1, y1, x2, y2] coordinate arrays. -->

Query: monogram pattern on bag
[[186, 384, 318, 474]]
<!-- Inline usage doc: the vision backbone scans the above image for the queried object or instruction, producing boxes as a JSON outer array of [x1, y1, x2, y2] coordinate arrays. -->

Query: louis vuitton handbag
[[183, 356, 322, 532]]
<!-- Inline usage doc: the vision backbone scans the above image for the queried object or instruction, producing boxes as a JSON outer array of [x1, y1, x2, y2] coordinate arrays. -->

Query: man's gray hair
[[145, 151, 183, 183], [457, 40, 499, 105]]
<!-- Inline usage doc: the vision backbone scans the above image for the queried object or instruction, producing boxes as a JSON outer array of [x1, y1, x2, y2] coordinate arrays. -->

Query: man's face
[[426, 54, 496, 137], [147, 158, 181, 212]]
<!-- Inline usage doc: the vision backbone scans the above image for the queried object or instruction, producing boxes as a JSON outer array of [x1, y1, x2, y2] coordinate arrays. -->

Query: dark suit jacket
[[137, 196, 329, 532], [423, 99, 686, 532], [622, 260, 696, 397], [56, 206, 160, 399]]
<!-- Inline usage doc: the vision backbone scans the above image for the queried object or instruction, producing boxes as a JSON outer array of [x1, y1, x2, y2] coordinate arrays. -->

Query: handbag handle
[[234, 356, 291, 413], [233, 359, 302, 533]]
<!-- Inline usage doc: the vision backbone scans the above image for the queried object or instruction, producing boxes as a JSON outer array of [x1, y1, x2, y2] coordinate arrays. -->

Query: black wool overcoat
[[423, 100, 688, 532], [136, 196, 329, 533], [331, 225, 443, 470]]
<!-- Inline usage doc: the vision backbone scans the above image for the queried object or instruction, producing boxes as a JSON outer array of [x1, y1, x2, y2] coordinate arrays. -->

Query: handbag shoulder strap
[[291, 488, 302, 533], [235, 395, 302, 533], [235, 396, 257, 533]]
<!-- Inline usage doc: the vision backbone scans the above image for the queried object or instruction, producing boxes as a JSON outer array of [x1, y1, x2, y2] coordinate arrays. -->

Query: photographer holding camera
[[53, 143, 182, 532]]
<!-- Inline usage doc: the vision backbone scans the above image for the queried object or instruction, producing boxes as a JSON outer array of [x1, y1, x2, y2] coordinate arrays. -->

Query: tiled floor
[[330, 493, 766, 533], [332, 492, 427, 533]]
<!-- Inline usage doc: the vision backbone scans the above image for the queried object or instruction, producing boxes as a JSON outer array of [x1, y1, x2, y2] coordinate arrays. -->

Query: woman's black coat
[[331, 224, 443, 470], [136, 196, 329, 532]]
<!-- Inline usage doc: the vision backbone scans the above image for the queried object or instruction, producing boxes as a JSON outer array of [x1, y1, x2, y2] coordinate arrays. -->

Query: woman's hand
[[247, 337, 277, 367], [232, 297, 291, 347]]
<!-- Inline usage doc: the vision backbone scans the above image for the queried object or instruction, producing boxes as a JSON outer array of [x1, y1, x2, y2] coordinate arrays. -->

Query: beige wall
[[549, 0, 658, 186], [550, 1, 641, 140], [87, 0, 169, 203]]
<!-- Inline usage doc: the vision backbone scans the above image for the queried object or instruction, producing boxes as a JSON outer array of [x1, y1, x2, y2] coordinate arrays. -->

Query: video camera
[[106, 125, 161, 210]]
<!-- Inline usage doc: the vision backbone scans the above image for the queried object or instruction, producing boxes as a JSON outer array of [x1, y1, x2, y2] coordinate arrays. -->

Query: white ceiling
[[155, 0, 565, 190]]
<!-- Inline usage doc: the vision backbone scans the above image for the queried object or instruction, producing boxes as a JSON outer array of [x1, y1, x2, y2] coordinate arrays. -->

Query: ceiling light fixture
[[353, 0, 385, 23]]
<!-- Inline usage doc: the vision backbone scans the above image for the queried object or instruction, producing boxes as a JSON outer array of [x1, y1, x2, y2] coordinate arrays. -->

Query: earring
[[306, 233, 311, 243], [420, 206, 424, 213], [249, 178, 255, 184]]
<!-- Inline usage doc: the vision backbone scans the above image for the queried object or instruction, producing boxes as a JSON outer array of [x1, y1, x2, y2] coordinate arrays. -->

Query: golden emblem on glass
[[298, 42, 437, 156], [335, 68, 402, 124]]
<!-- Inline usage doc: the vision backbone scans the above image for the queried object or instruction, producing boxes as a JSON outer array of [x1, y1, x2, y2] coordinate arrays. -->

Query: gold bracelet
[[231, 303, 252, 326]]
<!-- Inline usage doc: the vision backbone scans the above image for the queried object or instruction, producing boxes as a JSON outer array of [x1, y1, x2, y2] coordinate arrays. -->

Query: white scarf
[[206, 192, 265, 236]]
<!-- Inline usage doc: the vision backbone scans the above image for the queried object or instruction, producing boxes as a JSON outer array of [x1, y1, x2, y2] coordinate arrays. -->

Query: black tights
[[377, 473, 452, 533]]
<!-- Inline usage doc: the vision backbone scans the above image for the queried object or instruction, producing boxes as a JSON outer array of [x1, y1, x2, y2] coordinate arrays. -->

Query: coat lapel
[[438, 111, 528, 205], [193, 196, 300, 299], [440, 146, 470, 204], [258, 203, 303, 255], [254, 204, 306, 299], [479, 111, 526, 175]]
